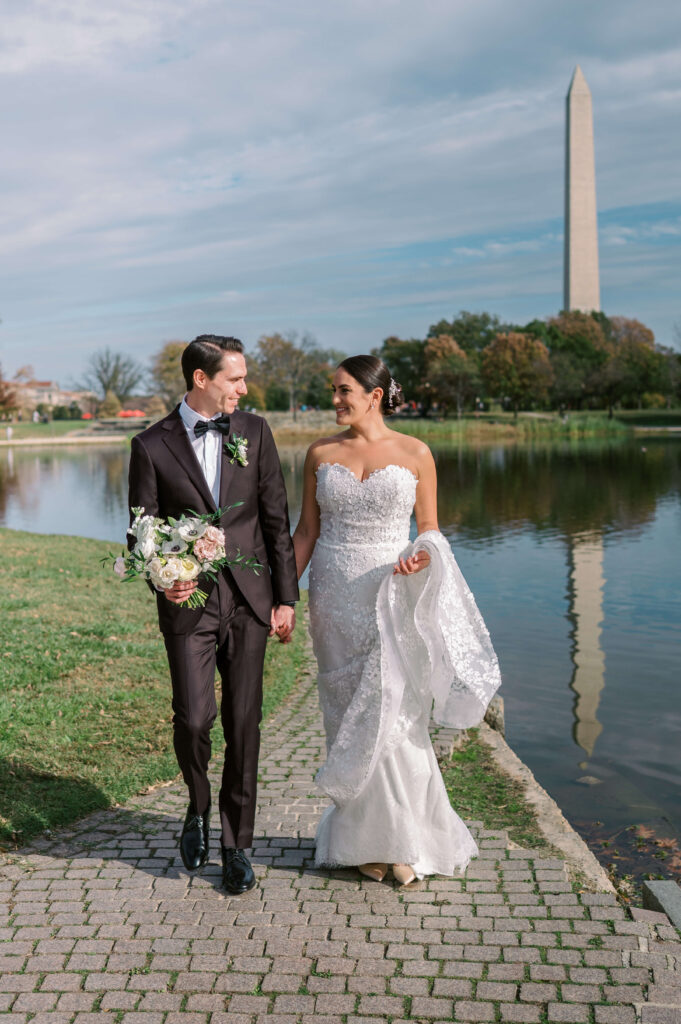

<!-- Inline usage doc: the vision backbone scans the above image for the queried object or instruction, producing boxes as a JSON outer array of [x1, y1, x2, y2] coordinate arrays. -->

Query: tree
[[244, 381, 266, 410], [424, 335, 480, 418], [428, 311, 506, 353], [252, 333, 342, 418], [481, 332, 553, 417], [145, 395, 169, 421], [99, 390, 122, 417], [610, 317, 655, 350], [79, 348, 143, 403], [264, 383, 290, 411], [150, 340, 187, 409], [545, 311, 611, 409], [52, 402, 82, 420], [372, 336, 426, 404], [13, 365, 35, 383], [302, 345, 345, 409], [657, 345, 681, 406], [0, 365, 16, 415], [254, 333, 310, 419]]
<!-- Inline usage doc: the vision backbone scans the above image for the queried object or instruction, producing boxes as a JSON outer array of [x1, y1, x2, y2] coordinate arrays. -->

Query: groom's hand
[[270, 604, 295, 644], [164, 580, 198, 604]]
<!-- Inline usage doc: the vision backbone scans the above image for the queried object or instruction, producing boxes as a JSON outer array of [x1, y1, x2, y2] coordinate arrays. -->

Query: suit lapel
[[218, 411, 240, 512], [161, 409, 217, 512]]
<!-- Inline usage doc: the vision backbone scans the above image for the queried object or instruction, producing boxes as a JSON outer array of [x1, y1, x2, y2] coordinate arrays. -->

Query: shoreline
[[3, 425, 680, 449], [2, 410, 680, 449]]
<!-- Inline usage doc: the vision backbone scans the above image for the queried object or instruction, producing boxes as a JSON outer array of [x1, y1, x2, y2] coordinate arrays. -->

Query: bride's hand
[[393, 551, 430, 575]]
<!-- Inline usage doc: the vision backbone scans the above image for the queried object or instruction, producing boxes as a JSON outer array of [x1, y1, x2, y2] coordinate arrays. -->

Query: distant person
[[292, 355, 501, 885]]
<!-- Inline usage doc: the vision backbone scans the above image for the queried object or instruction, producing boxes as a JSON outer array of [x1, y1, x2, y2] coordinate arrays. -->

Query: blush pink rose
[[203, 525, 225, 545], [193, 535, 218, 562]]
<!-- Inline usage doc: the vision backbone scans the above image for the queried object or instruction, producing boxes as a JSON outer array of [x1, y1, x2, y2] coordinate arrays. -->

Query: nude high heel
[[359, 862, 388, 882], [392, 863, 417, 886]]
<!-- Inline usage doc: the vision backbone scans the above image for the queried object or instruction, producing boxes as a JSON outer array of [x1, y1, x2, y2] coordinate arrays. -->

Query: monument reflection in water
[[0, 437, 679, 874]]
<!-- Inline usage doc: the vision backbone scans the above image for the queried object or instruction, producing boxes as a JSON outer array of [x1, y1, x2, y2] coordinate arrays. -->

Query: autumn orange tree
[[424, 335, 480, 418], [481, 332, 553, 417]]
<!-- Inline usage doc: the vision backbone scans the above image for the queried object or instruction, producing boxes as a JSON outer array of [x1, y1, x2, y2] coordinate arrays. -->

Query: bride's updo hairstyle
[[338, 355, 404, 417]]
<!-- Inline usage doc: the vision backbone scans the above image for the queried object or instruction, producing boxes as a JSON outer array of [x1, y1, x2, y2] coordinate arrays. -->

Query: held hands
[[393, 550, 430, 576], [269, 604, 296, 644], [163, 580, 199, 604]]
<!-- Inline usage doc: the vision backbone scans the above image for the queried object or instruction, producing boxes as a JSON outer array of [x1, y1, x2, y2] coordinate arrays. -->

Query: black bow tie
[[194, 415, 231, 438]]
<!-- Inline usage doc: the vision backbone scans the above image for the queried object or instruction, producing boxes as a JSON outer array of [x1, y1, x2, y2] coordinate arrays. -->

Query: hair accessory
[[388, 378, 400, 406]]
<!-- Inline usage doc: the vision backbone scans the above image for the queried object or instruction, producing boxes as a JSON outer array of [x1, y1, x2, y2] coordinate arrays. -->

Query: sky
[[1, 0, 680, 384]]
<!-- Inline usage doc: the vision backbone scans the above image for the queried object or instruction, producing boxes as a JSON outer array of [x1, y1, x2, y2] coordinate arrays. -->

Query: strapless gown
[[308, 462, 501, 877]]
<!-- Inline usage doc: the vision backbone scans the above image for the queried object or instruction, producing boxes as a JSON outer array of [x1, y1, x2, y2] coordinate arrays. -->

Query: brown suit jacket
[[128, 407, 299, 634]]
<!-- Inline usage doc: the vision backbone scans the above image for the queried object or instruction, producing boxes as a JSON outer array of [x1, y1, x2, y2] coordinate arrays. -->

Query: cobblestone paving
[[2, 675, 680, 1024]]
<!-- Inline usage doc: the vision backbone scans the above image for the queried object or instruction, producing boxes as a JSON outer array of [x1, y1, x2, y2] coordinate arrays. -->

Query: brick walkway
[[2, 674, 680, 1024]]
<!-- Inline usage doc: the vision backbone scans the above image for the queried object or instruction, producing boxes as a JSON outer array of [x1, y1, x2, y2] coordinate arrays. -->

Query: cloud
[[1, 0, 680, 378]]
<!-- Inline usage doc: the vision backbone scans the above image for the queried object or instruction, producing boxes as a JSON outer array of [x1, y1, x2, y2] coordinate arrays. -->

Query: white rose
[[146, 556, 164, 586], [113, 556, 127, 578], [151, 558, 182, 589], [176, 555, 201, 581], [177, 518, 207, 542]]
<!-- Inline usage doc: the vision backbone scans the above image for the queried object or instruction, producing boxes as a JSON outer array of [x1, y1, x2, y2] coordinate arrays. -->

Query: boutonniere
[[224, 433, 249, 466]]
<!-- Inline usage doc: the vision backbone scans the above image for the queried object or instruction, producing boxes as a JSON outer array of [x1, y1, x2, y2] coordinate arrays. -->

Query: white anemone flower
[[162, 535, 188, 555], [177, 519, 207, 542]]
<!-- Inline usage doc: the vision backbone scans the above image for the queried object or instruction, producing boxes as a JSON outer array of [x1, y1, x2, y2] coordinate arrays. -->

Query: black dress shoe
[[221, 846, 256, 894], [180, 803, 210, 871]]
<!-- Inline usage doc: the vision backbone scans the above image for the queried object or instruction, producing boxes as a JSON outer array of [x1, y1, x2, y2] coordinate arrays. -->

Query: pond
[[1, 436, 679, 880]]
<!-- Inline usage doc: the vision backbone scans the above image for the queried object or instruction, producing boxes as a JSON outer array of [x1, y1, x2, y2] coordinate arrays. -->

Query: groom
[[128, 335, 298, 893]]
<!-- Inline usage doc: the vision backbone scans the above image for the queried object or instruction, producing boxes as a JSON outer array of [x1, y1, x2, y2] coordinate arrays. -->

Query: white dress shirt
[[179, 396, 222, 506]]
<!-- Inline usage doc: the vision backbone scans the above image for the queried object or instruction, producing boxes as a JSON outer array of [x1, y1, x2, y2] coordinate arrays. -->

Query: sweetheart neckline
[[315, 461, 419, 485]]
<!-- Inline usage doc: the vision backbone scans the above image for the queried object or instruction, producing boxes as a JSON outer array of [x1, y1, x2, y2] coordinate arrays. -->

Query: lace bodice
[[314, 462, 417, 550]]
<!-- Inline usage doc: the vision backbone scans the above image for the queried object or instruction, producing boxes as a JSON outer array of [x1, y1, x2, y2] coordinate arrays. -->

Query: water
[[1, 436, 680, 877]]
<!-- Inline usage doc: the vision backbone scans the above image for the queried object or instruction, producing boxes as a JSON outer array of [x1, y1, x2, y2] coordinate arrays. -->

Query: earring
[[371, 401, 376, 409]]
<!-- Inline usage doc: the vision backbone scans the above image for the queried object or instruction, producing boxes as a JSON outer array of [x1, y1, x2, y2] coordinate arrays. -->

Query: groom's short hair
[[182, 335, 244, 390]]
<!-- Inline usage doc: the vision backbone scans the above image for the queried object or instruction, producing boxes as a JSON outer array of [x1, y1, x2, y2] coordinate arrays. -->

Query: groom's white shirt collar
[[178, 395, 222, 430], [178, 395, 222, 505]]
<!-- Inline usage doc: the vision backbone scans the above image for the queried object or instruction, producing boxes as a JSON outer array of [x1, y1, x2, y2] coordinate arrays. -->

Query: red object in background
[[82, 412, 93, 419], [118, 409, 146, 417]]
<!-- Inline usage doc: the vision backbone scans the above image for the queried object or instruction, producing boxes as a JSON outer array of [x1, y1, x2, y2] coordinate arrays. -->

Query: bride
[[292, 355, 501, 884]]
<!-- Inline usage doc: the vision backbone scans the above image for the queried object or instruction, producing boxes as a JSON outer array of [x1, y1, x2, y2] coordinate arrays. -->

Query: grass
[[393, 411, 630, 443], [1, 420, 89, 440], [615, 409, 681, 428], [441, 728, 556, 854], [0, 527, 310, 848]]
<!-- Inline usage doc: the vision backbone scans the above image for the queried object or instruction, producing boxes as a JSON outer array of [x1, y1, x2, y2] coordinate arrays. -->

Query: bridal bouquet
[[107, 505, 261, 609]]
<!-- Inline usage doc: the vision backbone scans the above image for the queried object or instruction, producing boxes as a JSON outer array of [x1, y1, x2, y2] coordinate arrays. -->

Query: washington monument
[[564, 65, 600, 312]]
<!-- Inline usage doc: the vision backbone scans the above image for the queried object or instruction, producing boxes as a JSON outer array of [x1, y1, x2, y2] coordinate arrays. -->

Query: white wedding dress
[[308, 462, 502, 878]]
